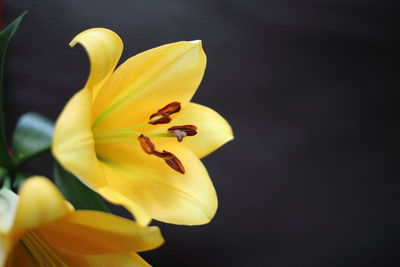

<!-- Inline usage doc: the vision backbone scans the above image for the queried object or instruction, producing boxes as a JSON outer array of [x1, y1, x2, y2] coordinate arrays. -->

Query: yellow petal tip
[[69, 39, 77, 47], [68, 28, 123, 90], [14, 176, 72, 231]]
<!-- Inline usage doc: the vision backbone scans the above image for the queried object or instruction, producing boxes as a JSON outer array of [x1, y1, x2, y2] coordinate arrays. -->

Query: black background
[[3, 1, 400, 266]]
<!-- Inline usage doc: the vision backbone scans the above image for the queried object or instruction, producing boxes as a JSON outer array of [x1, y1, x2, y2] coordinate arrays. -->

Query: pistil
[[168, 125, 197, 142]]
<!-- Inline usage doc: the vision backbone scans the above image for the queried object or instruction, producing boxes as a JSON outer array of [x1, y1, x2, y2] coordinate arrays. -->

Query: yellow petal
[[52, 89, 106, 188], [150, 102, 234, 158], [55, 249, 151, 267], [13, 177, 72, 232], [0, 235, 6, 266], [36, 210, 163, 254], [5, 241, 38, 267], [97, 188, 152, 226], [95, 141, 217, 225], [0, 234, 11, 267], [70, 28, 123, 100], [92, 40, 206, 133]]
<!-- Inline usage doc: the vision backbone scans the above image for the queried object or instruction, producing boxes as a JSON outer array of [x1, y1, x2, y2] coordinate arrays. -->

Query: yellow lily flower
[[52, 28, 233, 226], [0, 177, 164, 266]]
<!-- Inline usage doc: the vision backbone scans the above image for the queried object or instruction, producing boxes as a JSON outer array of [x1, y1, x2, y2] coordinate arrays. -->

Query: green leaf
[[0, 12, 27, 168], [54, 162, 110, 212], [0, 166, 7, 186], [12, 171, 27, 190], [12, 112, 54, 165], [1, 174, 12, 189]]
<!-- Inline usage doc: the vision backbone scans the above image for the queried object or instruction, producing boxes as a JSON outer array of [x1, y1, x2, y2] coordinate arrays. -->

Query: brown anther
[[138, 135, 185, 174], [156, 101, 181, 116], [138, 134, 155, 154], [153, 150, 185, 174], [168, 125, 198, 142], [149, 102, 181, 125], [150, 111, 163, 120], [148, 112, 172, 125]]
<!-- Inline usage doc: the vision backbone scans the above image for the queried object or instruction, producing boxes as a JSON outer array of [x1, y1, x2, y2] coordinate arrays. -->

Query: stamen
[[148, 102, 181, 125], [137, 134, 185, 174], [168, 125, 198, 142], [138, 134, 155, 154], [151, 101, 181, 117], [153, 150, 185, 174], [148, 112, 172, 125]]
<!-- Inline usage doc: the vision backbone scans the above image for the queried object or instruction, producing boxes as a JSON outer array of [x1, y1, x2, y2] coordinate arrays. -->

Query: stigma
[[168, 125, 197, 142]]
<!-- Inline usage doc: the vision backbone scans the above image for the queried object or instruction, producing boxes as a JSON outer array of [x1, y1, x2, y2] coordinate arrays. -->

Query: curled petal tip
[[189, 40, 202, 45], [69, 40, 77, 47], [67, 28, 123, 90]]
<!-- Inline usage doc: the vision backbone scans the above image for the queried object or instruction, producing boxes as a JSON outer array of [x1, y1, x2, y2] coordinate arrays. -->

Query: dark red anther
[[148, 112, 172, 125], [168, 125, 198, 142], [150, 111, 163, 120], [138, 134, 155, 154], [165, 155, 185, 174], [138, 134, 185, 174], [153, 150, 185, 174], [149, 102, 181, 125], [157, 101, 181, 116], [168, 125, 197, 136]]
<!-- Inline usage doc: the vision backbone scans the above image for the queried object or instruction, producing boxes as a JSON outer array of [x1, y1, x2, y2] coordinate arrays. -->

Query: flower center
[[93, 102, 198, 174]]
